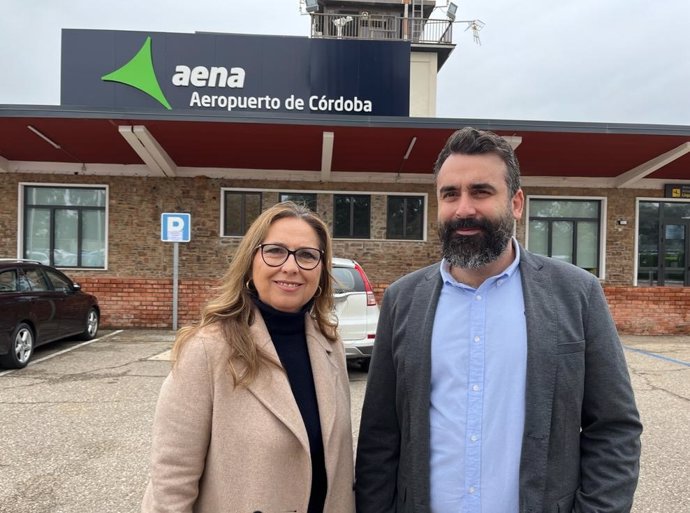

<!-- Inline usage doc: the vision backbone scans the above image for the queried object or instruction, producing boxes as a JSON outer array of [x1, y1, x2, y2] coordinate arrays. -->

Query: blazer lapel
[[406, 264, 444, 507], [406, 265, 444, 394], [305, 316, 338, 451], [246, 312, 310, 454], [518, 249, 558, 508]]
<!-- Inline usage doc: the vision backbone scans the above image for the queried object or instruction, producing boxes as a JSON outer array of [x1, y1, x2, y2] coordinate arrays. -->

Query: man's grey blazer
[[355, 248, 642, 513]]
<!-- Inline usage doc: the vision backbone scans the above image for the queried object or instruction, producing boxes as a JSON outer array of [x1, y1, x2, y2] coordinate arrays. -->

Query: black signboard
[[61, 29, 410, 116]]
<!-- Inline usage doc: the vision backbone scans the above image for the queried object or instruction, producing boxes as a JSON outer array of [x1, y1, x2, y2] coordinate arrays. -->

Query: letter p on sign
[[161, 213, 191, 242]]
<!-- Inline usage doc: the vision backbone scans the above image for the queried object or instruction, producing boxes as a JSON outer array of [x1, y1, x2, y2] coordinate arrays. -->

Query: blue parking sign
[[161, 213, 191, 242]]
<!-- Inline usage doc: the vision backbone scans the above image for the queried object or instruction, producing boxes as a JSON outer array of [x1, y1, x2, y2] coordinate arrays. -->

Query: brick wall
[[0, 175, 19, 257], [605, 286, 690, 334], [0, 173, 664, 287], [1, 171, 687, 334], [79, 277, 218, 328], [75, 276, 690, 336]]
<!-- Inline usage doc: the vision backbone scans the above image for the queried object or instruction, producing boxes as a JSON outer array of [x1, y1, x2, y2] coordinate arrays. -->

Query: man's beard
[[438, 210, 515, 269]]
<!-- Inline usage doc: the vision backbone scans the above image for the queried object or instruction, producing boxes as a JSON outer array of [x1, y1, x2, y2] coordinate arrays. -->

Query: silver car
[[332, 257, 379, 370]]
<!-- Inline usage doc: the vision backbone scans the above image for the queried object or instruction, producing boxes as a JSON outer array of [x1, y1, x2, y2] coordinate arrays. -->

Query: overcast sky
[[1, 0, 688, 125]]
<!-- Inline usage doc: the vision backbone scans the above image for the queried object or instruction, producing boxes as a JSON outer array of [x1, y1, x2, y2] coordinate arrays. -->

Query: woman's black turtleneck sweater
[[252, 297, 327, 513]]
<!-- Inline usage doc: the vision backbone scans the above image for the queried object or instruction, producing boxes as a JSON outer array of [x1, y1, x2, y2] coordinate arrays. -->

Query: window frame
[[525, 195, 607, 279], [220, 189, 263, 237], [18, 182, 109, 270], [333, 194, 372, 239], [385, 194, 427, 241]]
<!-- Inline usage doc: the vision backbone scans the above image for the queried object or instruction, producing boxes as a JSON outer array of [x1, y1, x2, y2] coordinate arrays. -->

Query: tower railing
[[309, 13, 453, 44]]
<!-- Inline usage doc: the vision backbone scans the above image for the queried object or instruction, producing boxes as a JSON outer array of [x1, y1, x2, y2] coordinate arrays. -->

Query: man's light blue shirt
[[430, 240, 527, 513]]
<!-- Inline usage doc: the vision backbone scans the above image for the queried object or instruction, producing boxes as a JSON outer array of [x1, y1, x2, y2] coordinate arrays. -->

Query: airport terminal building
[[1, 1, 689, 334]]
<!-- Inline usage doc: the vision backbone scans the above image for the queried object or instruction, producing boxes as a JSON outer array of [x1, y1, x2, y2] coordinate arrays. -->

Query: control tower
[[305, 0, 457, 116]]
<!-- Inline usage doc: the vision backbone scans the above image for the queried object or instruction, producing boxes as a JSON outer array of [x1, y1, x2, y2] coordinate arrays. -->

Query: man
[[355, 127, 642, 513]]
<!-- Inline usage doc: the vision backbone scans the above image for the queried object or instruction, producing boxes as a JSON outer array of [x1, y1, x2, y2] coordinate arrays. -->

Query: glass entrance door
[[659, 221, 690, 286]]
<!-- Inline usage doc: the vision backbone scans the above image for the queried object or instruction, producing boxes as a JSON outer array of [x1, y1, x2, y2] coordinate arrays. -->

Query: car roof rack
[[0, 258, 43, 264]]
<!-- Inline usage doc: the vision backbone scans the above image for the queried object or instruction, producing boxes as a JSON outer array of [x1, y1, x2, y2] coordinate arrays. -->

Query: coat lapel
[[246, 312, 310, 454], [305, 317, 339, 453]]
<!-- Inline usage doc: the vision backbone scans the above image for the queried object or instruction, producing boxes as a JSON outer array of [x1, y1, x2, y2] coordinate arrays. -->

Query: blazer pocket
[[556, 491, 575, 512], [555, 340, 585, 355]]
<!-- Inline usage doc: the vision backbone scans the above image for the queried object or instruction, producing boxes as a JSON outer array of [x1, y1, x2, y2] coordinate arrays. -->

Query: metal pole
[[172, 242, 179, 331], [403, 0, 409, 40]]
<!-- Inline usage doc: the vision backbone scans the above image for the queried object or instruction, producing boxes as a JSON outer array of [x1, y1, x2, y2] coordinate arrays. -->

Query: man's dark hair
[[433, 127, 521, 196]]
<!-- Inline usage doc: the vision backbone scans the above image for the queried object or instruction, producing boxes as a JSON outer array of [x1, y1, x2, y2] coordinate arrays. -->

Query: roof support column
[[614, 142, 690, 188], [503, 135, 522, 150], [321, 131, 334, 182], [118, 125, 177, 177]]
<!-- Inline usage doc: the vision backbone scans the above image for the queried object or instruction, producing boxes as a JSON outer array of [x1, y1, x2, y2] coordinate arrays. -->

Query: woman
[[141, 202, 355, 513]]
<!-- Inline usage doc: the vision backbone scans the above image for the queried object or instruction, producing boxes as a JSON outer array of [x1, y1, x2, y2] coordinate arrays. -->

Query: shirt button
[[468, 486, 476, 494], [472, 384, 480, 392], [470, 434, 478, 442], [473, 336, 480, 343], [475, 295, 482, 301]]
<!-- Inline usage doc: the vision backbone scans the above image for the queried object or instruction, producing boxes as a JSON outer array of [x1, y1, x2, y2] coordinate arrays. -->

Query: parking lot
[[0, 330, 688, 513]]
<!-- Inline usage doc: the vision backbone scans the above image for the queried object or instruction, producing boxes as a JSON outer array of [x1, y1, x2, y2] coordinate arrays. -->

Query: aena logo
[[101, 36, 247, 110], [101, 37, 172, 110]]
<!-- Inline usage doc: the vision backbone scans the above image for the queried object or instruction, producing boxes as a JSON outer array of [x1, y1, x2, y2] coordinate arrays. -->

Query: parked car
[[0, 259, 100, 369], [331, 257, 379, 370]]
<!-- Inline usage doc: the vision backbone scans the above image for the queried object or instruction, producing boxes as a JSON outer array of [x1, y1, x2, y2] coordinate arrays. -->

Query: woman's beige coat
[[141, 311, 355, 513]]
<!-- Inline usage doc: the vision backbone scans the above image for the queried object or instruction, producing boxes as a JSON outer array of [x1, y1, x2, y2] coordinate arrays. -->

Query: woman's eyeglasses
[[256, 243, 323, 270]]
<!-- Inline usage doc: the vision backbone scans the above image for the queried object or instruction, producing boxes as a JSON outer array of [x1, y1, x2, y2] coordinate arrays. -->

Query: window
[[0, 270, 18, 293], [387, 195, 424, 240], [24, 268, 49, 291], [223, 191, 261, 236], [527, 198, 602, 276], [334, 195, 371, 239], [279, 192, 317, 212], [22, 185, 107, 268], [45, 269, 72, 292]]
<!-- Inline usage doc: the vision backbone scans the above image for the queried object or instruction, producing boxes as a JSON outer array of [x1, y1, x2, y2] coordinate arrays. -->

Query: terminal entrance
[[659, 220, 690, 286], [638, 201, 690, 286]]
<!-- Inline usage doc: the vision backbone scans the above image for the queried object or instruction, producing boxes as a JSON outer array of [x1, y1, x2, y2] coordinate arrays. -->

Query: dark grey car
[[0, 259, 100, 369]]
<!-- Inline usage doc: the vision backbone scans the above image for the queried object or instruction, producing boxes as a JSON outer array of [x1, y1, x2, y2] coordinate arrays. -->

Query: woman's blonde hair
[[171, 201, 337, 387]]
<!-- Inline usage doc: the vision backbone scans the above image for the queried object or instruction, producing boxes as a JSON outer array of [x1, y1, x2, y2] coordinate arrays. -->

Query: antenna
[[464, 19, 485, 45], [439, 1, 485, 45]]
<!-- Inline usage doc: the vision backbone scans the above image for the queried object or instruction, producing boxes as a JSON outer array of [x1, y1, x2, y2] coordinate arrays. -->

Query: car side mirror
[[72, 283, 82, 291]]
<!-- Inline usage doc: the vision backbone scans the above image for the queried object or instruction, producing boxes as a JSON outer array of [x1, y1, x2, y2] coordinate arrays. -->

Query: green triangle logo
[[102, 36, 172, 110]]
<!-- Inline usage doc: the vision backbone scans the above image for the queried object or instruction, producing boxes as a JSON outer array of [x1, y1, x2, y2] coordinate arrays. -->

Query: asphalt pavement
[[0, 330, 687, 513]]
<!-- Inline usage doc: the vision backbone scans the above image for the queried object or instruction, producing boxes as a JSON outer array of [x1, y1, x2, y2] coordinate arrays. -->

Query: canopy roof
[[1, 106, 689, 185]]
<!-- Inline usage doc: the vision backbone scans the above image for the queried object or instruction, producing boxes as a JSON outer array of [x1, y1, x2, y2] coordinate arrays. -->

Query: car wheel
[[78, 308, 99, 341], [0, 323, 34, 369], [358, 358, 371, 372]]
